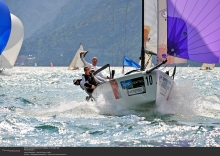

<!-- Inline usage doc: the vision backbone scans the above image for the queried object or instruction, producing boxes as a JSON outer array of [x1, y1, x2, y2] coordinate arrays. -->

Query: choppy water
[[0, 67, 220, 147]]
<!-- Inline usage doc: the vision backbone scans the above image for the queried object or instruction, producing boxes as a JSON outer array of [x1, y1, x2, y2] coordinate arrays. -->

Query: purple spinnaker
[[167, 0, 220, 63]]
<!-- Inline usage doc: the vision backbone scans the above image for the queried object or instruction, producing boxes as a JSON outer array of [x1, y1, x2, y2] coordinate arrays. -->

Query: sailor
[[80, 52, 110, 80], [90, 67, 105, 83], [81, 66, 98, 94]]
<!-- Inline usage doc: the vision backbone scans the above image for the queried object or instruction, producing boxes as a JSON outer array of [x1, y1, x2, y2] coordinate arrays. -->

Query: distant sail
[[0, 0, 11, 55], [0, 13, 24, 68], [200, 63, 215, 70], [68, 43, 85, 70], [50, 62, 53, 67], [167, 0, 220, 63]]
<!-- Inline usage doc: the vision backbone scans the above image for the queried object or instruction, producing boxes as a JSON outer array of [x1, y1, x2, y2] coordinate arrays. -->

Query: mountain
[[17, 0, 142, 66], [4, 0, 69, 39]]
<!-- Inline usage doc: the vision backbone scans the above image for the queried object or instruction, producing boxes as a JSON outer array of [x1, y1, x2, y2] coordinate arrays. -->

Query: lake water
[[0, 67, 220, 147]]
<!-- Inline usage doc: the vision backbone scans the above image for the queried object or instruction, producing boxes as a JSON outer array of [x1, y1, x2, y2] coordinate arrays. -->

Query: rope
[[111, 0, 115, 67], [123, 0, 129, 58], [114, 0, 129, 67], [160, 62, 186, 76]]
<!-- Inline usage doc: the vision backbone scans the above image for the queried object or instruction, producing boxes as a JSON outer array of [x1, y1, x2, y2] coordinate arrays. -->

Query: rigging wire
[[123, 0, 129, 59], [113, 0, 129, 67], [111, 0, 115, 69]]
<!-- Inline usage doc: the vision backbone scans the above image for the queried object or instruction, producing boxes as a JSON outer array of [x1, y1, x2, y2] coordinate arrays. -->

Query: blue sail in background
[[123, 56, 141, 68], [0, 0, 11, 55]]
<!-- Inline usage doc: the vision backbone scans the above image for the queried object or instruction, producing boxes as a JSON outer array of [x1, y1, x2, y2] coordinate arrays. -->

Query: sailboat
[[0, 1, 24, 72], [89, 0, 220, 111], [200, 63, 215, 70], [68, 43, 86, 70], [91, 0, 174, 111], [50, 62, 54, 67]]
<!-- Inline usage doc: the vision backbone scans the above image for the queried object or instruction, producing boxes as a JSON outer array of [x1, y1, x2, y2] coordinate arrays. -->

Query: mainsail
[[144, 0, 157, 54], [139, 53, 154, 68], [167, 0, 220, 63], [68, 43, 85, 70]]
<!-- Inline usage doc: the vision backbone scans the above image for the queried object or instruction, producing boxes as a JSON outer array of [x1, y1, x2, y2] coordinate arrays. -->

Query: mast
[[141, 0, 145, 71]]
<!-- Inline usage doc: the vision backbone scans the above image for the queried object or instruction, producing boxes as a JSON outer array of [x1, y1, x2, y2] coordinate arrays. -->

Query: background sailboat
[[68, 43, 85, 70], [200, 63, 215, 70], [0, 1, 24, 72]]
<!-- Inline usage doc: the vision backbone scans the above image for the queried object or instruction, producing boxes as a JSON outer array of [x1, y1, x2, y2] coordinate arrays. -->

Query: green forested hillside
[[19, 0, 142, 66]]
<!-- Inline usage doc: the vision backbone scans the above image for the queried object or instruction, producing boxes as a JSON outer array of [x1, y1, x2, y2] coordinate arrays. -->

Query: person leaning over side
[[81, 66, 98, 94], [80, 52, 110, 80]]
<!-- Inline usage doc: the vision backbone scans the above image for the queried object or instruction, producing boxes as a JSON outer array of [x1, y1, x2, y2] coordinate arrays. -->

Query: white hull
[[92, 69, 174, 111]]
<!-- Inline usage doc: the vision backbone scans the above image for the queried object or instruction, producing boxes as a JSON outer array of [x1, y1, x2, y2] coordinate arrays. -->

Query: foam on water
[[1, 67, 220, 146], [156, 80, 199, 115]]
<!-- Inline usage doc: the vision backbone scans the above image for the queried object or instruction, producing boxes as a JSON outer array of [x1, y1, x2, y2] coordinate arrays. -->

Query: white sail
[[139, 53, 153, 68], [68, 43, 85, 70], [138, 0, 157, 68], [0, 14, 24, 68]]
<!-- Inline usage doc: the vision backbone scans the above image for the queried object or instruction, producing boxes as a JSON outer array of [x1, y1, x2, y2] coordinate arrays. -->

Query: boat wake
[[0, 70, 12, 76], [156, 80, 220, 119]]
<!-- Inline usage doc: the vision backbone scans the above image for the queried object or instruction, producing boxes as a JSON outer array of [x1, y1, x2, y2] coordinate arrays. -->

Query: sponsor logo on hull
[[120, 77, 146, 96]]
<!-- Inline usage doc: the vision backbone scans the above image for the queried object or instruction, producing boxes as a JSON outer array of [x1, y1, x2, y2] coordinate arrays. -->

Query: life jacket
[[82, 73, 97, 94], [83, 73, 97, 86]]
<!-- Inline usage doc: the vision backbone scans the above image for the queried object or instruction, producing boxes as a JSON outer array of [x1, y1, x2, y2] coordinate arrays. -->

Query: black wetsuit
[[82, 73, 97, 94]]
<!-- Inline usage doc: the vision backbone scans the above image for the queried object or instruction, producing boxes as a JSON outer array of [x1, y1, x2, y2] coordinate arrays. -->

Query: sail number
[[145, 75, 153, 85]]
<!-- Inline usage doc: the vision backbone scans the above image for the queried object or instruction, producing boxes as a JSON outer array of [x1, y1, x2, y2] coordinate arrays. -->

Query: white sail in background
[[68, 43, 85, 70], [0, 14, 24, 68], [200, 63, 215, 70], [157, 0, 186, 65]]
